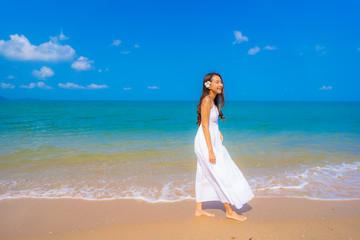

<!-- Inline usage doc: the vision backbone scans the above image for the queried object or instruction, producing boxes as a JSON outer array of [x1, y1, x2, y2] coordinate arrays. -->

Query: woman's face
[[209, 75, 223, 95]]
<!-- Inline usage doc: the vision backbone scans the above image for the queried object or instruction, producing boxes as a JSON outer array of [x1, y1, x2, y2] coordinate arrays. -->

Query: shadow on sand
[[201, 201, 253, 215]]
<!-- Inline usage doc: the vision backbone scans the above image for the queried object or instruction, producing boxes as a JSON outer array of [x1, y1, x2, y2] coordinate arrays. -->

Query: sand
[[0, 197, 359, 240]]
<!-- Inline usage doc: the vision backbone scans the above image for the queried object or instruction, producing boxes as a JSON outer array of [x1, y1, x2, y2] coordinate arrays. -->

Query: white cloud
[[7, 75, 14, 79], [233, 31, 248, 44], [49, 36, 57, 43], [50, 29, 69, 43], [123, 87, 132, 90], [20, 82, 53, 89], [32, 66, 54, 80], [71, 56, 94, 71], [112, 40, 122, 46], [358, 47, 360, 51], [58, 82, 85, 89], [148, 86, 159, 89], [87, 83, 108, 89], [98, 69, 102, 72], [20, 83, 36, 89], [264, 45, 277, 50], [319, 85, 332, 90], [59, 29, 69, 41], [58, 82, 108, 89], [134, 44, 140, 48], [1, 82, 15, 89], [37, 81, 53, 89], [0, 34, 75, 61], [248, 46, 260, 55], [121, 50, 130, 54]]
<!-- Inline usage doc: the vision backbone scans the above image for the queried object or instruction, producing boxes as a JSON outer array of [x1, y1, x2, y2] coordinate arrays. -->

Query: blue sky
[[0, 0, 359, 101]]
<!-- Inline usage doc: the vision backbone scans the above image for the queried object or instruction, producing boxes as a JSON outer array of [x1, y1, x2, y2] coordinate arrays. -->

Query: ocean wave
[[1, 161, 359, 202]]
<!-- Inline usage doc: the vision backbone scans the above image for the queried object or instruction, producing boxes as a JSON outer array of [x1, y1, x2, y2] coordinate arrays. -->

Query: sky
[[0, 0, 359, 101]]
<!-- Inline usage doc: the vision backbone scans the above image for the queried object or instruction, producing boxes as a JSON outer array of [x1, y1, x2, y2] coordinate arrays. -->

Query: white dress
[[194, 104, 254, 209]]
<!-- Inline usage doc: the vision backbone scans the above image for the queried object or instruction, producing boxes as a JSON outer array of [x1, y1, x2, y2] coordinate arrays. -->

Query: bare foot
[[225, 211, 247, 221], [194, 210, 215, 217]]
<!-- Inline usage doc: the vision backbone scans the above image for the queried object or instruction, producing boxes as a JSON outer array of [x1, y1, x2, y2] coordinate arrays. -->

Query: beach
[[1, 101, 359, 202], [1, 100, 359, 239], [1, 197, 359, 240]]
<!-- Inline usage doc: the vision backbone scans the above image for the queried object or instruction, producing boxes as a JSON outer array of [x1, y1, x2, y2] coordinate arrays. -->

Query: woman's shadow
[[202, 201, 252, 214]]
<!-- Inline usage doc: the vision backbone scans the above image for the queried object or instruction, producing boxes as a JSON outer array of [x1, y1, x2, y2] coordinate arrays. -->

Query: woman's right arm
[[201, 97, 216, 164]]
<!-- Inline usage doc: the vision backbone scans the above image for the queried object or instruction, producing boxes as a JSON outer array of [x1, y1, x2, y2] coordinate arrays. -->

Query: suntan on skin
[[194, 74, 247, 221]]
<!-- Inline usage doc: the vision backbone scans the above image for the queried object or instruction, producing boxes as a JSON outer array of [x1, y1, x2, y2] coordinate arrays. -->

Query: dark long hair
[[196, 72, 225, 126]]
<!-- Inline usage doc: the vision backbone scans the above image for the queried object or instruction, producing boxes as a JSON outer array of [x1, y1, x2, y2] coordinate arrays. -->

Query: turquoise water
[[0, 100, 359, 201]]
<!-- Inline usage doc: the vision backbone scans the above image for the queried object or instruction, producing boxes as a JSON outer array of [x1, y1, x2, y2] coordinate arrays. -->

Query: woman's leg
[[194, 201, 215, 217], [223, 202, 247, 221]]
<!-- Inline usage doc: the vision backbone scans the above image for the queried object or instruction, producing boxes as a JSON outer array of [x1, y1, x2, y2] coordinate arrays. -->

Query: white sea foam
[[255, 182, 309, 191], [249, 161, 360, 200], [0, 161, 359, 202]]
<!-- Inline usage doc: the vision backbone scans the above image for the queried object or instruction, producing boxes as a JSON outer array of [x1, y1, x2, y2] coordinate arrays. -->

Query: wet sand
[[1, 197, 359, 240]]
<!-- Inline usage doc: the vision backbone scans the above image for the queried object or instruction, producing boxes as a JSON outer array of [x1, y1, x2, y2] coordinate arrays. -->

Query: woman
[[194, 72, 254, 221]]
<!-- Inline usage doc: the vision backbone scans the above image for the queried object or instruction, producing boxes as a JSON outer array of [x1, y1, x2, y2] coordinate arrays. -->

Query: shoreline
[[1, 197, 359, 240], [1, 195, 359, 202]]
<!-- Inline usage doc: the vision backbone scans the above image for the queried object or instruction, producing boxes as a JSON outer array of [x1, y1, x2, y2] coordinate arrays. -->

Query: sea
[[0, 100, 359, 202]]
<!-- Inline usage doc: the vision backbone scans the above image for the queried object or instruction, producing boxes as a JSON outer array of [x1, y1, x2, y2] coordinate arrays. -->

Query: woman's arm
[[201, 97, 216, 164], [219, 130, 223, 142]]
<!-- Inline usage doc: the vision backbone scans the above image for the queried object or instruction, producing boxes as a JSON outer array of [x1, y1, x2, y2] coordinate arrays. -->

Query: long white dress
[[194, 104, 254, 209]]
